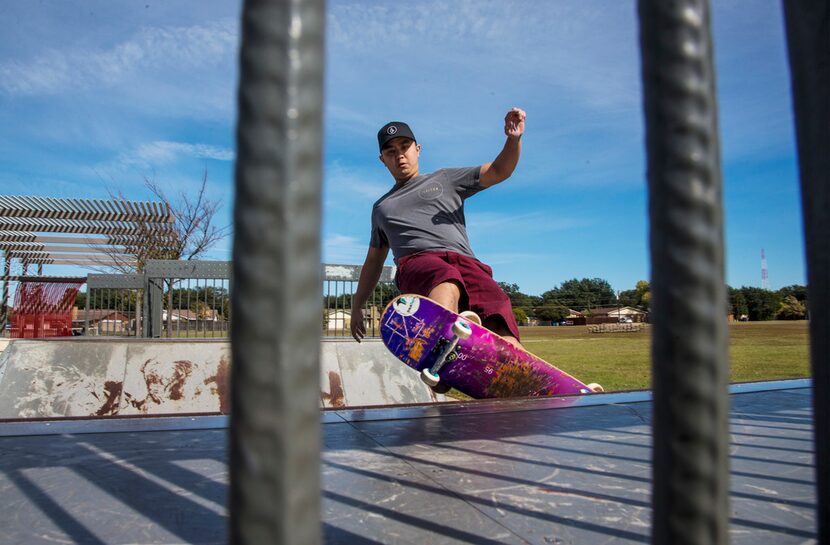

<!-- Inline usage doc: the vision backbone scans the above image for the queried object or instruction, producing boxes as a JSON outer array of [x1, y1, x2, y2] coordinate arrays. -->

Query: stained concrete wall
[[0, 338, 445, 419], [320, 340, 445, 408]]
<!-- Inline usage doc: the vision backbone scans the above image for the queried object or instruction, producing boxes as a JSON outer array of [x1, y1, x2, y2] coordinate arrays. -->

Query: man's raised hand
[[504, 107, 526, 139]]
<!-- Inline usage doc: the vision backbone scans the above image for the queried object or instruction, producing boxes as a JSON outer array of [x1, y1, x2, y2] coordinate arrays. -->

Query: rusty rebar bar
[[639, 1, 730, 543], [782, 2, 829, 542], [230, 0, 325, 543]]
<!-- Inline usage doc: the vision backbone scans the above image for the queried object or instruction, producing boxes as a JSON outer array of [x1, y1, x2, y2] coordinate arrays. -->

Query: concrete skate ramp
[[320, 339, 446, 408], [0, 338, 445, 419]]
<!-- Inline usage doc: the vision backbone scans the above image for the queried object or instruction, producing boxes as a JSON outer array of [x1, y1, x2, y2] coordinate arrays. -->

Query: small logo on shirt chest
[[418, 182, 444, 201]]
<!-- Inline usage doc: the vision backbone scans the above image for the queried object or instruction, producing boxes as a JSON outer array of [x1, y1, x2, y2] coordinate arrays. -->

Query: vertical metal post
[[143, 279, 149, 338], [782, 3, 829, 542], [136, 285, 143, 338], [105, 289, 110, 336], [84, 282, 90, 336], [639, 1, 730, 544], [231, 0, 324, 543], [149, 279, 162, 338], [188, 278, 193, 337], [0, 255, 9, 333]]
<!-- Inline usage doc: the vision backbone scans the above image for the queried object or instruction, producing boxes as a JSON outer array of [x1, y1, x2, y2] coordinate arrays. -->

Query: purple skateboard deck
[[380, 294, 597, 399]]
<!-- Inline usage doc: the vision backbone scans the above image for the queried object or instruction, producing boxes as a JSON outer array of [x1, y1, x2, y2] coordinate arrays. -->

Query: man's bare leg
[[428, 281, 462, 313], [429, 281, 522, 350]]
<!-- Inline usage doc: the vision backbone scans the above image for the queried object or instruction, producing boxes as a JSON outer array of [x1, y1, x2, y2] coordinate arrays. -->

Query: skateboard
[[380, 294, 602, 399]]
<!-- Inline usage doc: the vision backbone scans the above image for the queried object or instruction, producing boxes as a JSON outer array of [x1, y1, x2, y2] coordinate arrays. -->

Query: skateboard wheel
[[459, 311, 482, 326], [421, 368, 440, 387], [452, 319, 473, 340], [587, 383, 604, 393], [430, 382, 452, 394]]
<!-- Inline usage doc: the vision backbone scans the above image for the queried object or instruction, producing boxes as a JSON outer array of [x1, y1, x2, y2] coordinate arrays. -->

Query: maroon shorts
[[395, 251, 521, 340]]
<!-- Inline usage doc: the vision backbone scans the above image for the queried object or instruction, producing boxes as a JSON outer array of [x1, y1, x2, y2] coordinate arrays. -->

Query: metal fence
[[84, 273, 143, 336], [144, 260, 231, 339], [322, 264, 397, 337], [84, 261, 397, 339], [85, 263, 232, 338]]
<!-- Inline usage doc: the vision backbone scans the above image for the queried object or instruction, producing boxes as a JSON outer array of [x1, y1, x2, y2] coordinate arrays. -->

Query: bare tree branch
[[103, 169, 230, 272], [101, 170, 230, 337]]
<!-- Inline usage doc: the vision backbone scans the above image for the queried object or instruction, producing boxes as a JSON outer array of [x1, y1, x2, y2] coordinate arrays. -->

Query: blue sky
[[0, 0, 805, 296]]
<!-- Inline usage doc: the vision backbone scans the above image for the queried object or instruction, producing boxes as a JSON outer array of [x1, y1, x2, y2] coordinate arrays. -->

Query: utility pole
[[761, 248, 769, 290]]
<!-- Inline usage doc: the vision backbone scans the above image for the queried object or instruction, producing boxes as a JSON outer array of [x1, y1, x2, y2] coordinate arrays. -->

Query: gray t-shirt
[[370, 166, 483, 262]]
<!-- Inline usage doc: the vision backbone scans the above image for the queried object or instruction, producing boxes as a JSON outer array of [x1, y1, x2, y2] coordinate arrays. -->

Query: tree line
[[501, 278, 651, 323], [729, 284, 807, 321], [500, 279, 808, 323]]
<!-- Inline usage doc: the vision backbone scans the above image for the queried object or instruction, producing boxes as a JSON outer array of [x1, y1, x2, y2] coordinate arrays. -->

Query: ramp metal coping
[[0, 379, 809, 438], [0, 336, 231, 344]]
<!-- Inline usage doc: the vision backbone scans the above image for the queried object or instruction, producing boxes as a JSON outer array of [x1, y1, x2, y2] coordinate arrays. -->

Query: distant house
[[585, 306, 648, 324], [162, 309, 220, 323], [72, 308, 225, 336], [323, 306, 382, 336], [72, 309, 132, 335], [324, 309, 352, 332], [562, 309, 587, 326]]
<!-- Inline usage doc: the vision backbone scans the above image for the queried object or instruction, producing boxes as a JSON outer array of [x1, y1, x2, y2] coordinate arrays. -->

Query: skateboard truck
[[421, 319, 473, 387]]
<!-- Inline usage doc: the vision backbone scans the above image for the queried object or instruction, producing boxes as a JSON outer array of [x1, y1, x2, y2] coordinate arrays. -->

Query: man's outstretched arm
[[479, 107, 527, 189], [350, 245, 390, 342]]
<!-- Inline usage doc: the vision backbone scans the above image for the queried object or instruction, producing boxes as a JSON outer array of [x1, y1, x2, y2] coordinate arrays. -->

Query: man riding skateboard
[[350, 107, 527, 349]]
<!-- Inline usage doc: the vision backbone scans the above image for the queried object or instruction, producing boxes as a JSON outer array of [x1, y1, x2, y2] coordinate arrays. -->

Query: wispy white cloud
[[0, 19, 237, 96], [466, 211, 592, 233], [133, 141, 235, 164], [323, 234, 367, 264], [327, 0, 640, 112], [325, 104, 379, 135], [324, 161, 389, 201], [95, 140, 235, 173]]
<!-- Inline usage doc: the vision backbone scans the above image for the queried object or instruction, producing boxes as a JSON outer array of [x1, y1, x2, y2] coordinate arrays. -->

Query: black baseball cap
[[377, 121, 416, 151]]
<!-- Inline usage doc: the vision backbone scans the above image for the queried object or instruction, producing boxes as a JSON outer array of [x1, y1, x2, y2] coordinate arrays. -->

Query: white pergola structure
[[0, 195, 176, 327]]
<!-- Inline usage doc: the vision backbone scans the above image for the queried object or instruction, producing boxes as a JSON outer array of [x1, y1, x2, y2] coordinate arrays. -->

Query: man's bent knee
[[429, 281, 463, 313]]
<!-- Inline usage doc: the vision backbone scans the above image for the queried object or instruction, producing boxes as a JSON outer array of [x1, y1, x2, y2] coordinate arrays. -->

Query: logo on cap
[[386, 126, 398, 135]]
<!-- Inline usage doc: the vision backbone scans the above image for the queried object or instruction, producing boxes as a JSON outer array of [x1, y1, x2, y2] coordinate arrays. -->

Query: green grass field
[[519, 320, 810, 391]]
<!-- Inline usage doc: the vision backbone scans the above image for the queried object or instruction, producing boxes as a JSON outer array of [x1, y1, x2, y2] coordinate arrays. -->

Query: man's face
[[379, 137, 420, 182]]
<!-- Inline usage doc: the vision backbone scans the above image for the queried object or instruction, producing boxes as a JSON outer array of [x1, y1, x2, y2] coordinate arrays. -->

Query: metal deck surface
[[0, 380, 816, 544]]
